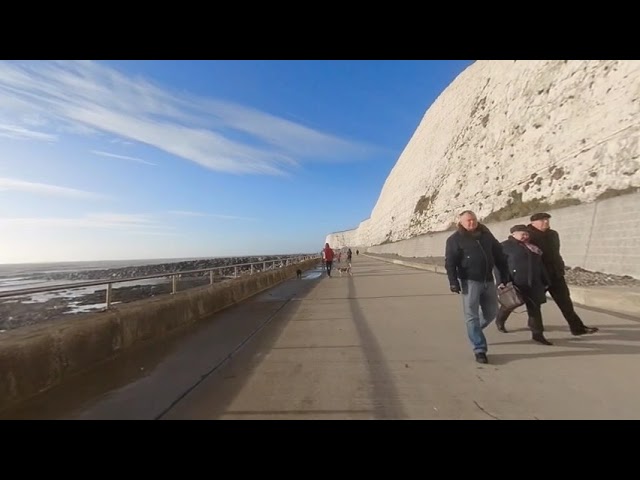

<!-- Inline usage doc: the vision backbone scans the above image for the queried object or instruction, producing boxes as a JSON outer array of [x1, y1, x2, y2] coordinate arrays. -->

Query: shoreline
[[0, 255, 306, 332]]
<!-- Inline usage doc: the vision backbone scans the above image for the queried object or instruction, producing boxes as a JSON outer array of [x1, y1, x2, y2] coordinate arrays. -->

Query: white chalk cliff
[[327, 60, 640, 247]]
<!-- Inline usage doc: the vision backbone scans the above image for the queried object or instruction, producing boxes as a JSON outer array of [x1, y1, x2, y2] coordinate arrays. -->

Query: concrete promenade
[[3, 255, 640, 420]]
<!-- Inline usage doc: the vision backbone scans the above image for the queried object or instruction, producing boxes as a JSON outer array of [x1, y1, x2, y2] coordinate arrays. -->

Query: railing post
[[1, 256, 334, 307], [106, 283, 112, 309], [234, 266, 238, 278]]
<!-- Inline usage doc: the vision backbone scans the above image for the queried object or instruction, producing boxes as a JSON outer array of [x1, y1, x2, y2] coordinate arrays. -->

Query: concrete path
[[3, 256, 640, 420]]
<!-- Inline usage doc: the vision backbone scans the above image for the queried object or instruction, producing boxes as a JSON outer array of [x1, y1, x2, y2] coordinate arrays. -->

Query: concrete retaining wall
[[350, 192, 640, 279], [364, 253, 640, 318], [0, 259, 319, 413]]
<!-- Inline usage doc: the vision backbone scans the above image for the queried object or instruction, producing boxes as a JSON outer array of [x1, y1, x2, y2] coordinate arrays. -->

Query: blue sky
[[0, 60, 472, 263]]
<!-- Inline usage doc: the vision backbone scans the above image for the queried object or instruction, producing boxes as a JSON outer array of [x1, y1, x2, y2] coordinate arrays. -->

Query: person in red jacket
[[323, 243, 335, 277]]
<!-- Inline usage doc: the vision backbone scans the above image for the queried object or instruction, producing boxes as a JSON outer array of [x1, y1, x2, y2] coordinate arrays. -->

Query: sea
[[0, 257, 210, 293], [0, 256, 273, 316]]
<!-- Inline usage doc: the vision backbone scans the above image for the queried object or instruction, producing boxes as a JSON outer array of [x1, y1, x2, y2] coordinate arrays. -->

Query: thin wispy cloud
[[58, 123, 100, 136], [0, 212, 171, 230], [168, 210, 209, 217], [92, 149, 157, 166], [127, 231, 186, 237], [85, 213, 158, 225], [110, 138, 133, 146], [0, 177, 106, 200], [0, 60, 378, 175], [0, 123, 57, 142], [20, 113, 48, 127], [192, 98, 375, 160], [168, 210, 257, 221]]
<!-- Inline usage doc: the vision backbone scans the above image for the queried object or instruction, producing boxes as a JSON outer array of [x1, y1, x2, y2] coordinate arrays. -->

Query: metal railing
[[0, 255, 319, 309]]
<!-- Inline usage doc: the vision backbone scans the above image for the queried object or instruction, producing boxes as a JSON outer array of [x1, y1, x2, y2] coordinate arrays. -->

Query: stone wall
[[356, 192, 640, 279], [0, 259, 319, 413]]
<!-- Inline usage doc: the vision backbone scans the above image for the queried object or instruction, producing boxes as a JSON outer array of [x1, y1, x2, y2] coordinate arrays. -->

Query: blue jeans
[[460, 279, 498, 353]]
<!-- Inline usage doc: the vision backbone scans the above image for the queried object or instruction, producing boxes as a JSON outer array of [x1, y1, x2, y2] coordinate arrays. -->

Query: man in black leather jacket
[[445, 210, 509, 364]]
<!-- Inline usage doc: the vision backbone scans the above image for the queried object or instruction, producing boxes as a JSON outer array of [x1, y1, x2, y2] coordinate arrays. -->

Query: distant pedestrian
[[323, 243, 334, 277]]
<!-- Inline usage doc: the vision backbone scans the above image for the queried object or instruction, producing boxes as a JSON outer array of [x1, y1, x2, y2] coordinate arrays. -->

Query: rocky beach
[[0, 255, 305, 332]]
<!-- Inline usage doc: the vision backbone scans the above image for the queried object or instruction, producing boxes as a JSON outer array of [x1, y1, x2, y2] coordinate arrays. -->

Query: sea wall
[[0, 258, 319, 413]]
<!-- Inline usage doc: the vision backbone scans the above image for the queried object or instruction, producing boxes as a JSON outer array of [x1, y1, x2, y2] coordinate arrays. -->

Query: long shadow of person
[[487, 323, 640, 365]]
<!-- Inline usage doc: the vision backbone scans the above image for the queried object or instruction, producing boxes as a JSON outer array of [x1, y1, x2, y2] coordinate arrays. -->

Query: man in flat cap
[[525, 212, 598, 335]]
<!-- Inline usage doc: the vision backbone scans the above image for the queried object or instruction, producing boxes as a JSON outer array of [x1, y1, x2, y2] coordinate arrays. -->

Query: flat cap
[[510, 224, 529, 233], [530, 212, 551, 222]]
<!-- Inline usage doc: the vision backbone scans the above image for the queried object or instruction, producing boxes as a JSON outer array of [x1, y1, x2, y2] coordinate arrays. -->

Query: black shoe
[[532, 333, 553, 345], [496, 321, 508, 333], [475, 352, 488, 364], [571, 326, 599, 336]]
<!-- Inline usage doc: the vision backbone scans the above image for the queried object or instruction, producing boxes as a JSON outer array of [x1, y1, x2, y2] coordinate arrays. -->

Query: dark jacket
[[499, 236, 550, 305], [445, 223, 508, 285], [526, 225, 565, 279]]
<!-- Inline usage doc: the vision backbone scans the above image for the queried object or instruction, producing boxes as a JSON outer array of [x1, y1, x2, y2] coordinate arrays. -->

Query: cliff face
[[327, 60, 640, 248]]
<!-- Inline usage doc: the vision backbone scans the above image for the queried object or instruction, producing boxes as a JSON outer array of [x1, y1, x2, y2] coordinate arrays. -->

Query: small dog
[[337, 263, 352, 277], [296, 269, 302, 279]]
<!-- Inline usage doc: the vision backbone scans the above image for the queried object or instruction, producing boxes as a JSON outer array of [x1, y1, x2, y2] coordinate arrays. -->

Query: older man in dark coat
[[495, 224, 553, 345], [527, 212, 598, 336]]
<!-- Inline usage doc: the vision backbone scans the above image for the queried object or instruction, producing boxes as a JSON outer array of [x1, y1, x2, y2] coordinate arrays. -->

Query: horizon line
[[0, 252, 320, 267]]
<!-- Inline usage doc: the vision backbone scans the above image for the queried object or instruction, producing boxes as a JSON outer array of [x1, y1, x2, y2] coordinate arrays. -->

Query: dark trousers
[[547, 275, 585, 332], [325, 260, 333, 276], [498, 276, 586, 333], [497, 299, 544, 334]]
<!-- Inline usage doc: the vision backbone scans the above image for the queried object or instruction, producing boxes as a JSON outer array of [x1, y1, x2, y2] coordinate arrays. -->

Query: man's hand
[[450, 283, 461, 294]]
